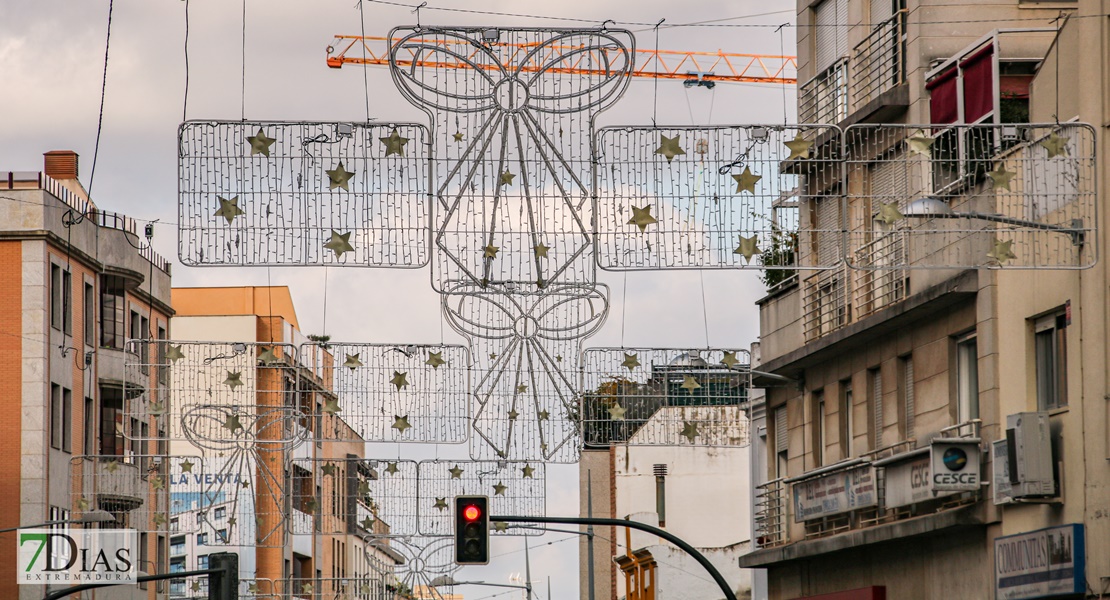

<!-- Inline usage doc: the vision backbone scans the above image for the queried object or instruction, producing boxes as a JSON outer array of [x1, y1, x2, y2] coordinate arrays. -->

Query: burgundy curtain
[[960, 45, 995, 123], [926, 67, 958, 125]]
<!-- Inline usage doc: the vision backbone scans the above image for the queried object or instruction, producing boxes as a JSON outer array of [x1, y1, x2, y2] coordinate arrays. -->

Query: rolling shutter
[[871, 0, 893, 25], [904, 356, 915, 439], [814, 0, 847, 73], [872, 369, 883, 449], [775, 407, 788, 453]]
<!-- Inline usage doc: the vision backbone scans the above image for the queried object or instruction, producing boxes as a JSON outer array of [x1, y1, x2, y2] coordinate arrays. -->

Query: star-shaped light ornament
[[988, 164, 1017, 191], [534, 243, 550, 258], [180, 459, 195, 473], [608, 403, 627, 421], [680, 421, 700, 443], [357, 481, 372, 496], [425, 351, 446, 369], [1040, 132, 1069, 159], [165, 344, 186, 363], [721, 351, 742, 369], [655, 134, 686, 162], [734, 234, 760, 262], [148, 401, 166, 417], [876, 201, 904, 226], [622, 353, 640, 371], [434, 497, 448, 511], [227, 517, 236, 526], [326, 162, 356, 191], [499, 170, 516, 187], [343, 353, 363, 370], [453, 131, 465, 142], [257, 346, 279, 366], [493, 521, 509, 532], [360, 516, 375, 530], [322, 398, 341, 414], [483, 244, 499, 259], [515, 384, 528, 393], [222, 414, 244, 432], [521, 464, 535, 478], [988, 238, 1017, 265], [223, 371, 244, 390], [784, 132, 814, 160], [214, 196, 245, 225], [241, 480, 251, 488], [151, 475, 165, 490], [380, 129, 410, 157], [385, 462, 400, 475], [77, 497, 90, 511], [390, 371, 409, 391], [680, 375, 702, 393], [627, 205, 658, 232], [247, 128, 276, 156], [507, 410, 520, 420], [191, 581, 202, 593], [153, 513, 167, 526], [538, 410, 550, 421], [907, 131, 934, 156], [104, 459, 120, 473], [303, 499, 318, 514], [732, 166, 762, 195], [392, 415, 412, 434], [449, 465, 464, 479], [493, 482, 508, 496], [248, 583, 259, 594], [302, 583, 314, 595], [321, 463, 337, 476], [324, 230, 355, 258]]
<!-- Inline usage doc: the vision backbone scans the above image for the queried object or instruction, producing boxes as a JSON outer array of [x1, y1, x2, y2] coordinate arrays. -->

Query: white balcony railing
[[754, 478, 788, 549], [850, 11, 907, 109], [800, 59, 848, 125]]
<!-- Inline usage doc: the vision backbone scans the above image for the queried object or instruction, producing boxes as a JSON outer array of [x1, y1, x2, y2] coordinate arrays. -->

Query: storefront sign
[[995, 524, 1084, 599], [883, 453, 956, 508], [992, 439, 1014, 505], [792, 465, 877, 522], [931, 439, 981, 492]]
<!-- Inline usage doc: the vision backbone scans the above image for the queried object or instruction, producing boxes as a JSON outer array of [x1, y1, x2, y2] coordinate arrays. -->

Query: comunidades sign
[[995, 524, 1084, 600], [17, 529, 137, 585]]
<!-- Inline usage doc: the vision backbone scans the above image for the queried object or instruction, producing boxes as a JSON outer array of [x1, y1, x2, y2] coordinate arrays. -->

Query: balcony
[[851, 231, 908, 320], [754, 478, 788, 549], [78, 456, 148, 512], [799, 59, 847, 125], [849, 11, 907, 115], [802, 265, 849, 342]]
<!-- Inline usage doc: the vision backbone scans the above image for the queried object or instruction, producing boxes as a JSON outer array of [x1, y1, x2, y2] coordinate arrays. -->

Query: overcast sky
[[0, 0, 795, 596]]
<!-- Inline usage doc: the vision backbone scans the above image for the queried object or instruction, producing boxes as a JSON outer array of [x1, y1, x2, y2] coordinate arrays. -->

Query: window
[[956, 333, 979, 423], [196, 512, 204, 526], [99, 387, 125, 457], [48, 506, 71, 568], [83, 397, 96, 455], [198, 555, 209, 569], [196, 533, 208, 546], [170, 518, 180, 534], [214, 507, 226, 520], [99, 275, 126, 349], [840, 381, 854, 458], [869, 368, 883, 449], [1035, 311, 1068, 410], [156, 325, 168, 385], [139, 532, 149, 590], [899, 355, 915, 440], [813, 391, 827, 467], [170, 554, 185, 570], [51, 265, 62, 331], [62, 388, 72, 453], [51, 384, 62, 450], [813, 0, 847, 73], [84, 282, 95, 346], [774, 406, 788, 479], [217, 528, 227, 542]]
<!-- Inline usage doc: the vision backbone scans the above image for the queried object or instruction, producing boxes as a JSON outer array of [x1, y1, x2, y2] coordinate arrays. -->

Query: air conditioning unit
[[1005, 412, 1056, 498]]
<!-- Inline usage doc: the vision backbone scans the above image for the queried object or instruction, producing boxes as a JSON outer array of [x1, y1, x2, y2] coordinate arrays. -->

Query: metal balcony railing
[[850, 11, 907, 111], [852, 230, 908, 319], [803, 264, 849, 341], [754, 478, 788, 548], [800, 59, 848, 125]]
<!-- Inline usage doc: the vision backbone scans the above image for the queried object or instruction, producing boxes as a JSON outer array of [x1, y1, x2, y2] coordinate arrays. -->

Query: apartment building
[[0, 151, 174, 600], [742, 2, 1108, 599], [167, 286, 401, 598]]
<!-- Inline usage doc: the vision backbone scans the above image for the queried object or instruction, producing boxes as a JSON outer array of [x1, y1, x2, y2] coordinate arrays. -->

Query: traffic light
[[454, 495, 489, 565], [207, 552, 239, 600]]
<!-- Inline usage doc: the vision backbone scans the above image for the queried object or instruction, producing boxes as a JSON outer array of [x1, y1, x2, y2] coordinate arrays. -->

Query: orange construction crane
[[326, 35, 797, 86]]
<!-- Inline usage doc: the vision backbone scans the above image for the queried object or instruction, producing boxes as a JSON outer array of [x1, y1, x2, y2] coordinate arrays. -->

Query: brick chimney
[[44, 150, 79, 180]]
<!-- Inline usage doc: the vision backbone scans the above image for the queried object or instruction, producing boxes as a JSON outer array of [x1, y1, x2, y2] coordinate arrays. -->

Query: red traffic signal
[[454, 495, 489, 565]]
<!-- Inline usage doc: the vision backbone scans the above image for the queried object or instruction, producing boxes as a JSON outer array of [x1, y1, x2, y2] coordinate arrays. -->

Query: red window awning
[[960, 44, 995, 123]]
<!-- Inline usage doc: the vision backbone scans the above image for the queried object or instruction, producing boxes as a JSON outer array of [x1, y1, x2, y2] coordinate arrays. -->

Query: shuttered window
[[775, 407, 788, 453], [871, 0, 892, 24], [869, 151, 908, 218], [870, 368, 883, 449], [814, 0, 848, 73], [902, 355, 915, 440], [815, 197, 841, 266]]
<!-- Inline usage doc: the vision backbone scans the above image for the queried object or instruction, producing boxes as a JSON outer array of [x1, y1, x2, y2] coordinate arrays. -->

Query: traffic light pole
[[41, 552, 238, 600], [492, 515, 738, 600]]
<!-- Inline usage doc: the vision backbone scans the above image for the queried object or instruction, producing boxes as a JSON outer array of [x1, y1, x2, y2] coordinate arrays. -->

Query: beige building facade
[[742, 1, 1109, 599]]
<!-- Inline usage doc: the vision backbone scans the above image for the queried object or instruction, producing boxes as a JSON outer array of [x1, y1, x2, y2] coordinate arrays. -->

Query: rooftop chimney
[[44, 150, 79, 180]]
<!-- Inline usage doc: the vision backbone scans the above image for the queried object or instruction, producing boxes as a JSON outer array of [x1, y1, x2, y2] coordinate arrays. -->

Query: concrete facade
[[0, 152, 173, 600], [745, 2, 1110, 599]]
